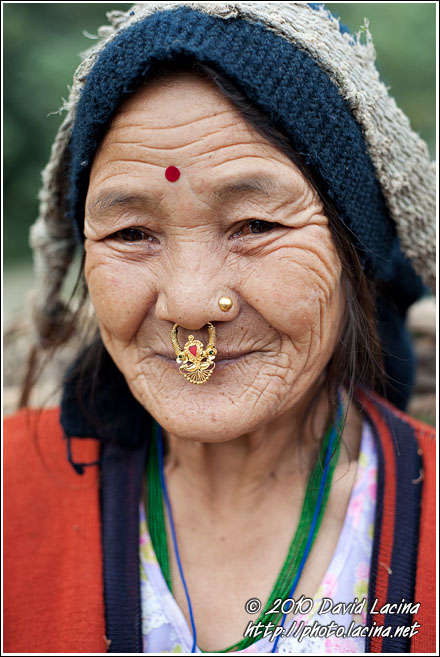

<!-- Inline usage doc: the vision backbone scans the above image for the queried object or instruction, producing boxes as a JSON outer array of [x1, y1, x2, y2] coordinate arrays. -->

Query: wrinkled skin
[[84, 74, 360, 650]]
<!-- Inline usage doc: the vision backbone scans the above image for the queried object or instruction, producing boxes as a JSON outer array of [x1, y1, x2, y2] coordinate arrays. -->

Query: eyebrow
[[87, 192, 158, 218], [210, 175, 282, 201], [86, 175, 285, 220]]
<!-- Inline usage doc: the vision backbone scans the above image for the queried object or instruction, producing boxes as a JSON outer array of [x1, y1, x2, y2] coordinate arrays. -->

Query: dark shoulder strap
[[100, 436, 149, 652]]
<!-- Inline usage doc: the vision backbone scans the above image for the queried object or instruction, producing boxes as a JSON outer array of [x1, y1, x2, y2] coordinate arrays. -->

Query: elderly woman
[[4, 2, 436, 654]]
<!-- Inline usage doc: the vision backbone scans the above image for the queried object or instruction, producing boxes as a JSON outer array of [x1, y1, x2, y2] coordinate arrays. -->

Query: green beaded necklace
[[145, 411, 342, 653]]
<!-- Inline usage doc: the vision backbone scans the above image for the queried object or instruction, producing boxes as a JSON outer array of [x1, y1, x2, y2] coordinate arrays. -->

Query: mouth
[[156, 352, 253, 366]]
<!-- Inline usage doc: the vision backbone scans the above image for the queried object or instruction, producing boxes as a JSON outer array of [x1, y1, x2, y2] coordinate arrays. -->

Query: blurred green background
[[3, 2, 437, 268]]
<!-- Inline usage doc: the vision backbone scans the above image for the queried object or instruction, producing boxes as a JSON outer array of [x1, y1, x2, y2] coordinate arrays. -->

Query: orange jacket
[[3, 398, 436, 653], [4, 408, 107, 653]]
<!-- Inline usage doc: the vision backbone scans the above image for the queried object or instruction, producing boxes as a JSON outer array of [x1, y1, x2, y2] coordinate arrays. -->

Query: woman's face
[[84, 73, 344, 441]]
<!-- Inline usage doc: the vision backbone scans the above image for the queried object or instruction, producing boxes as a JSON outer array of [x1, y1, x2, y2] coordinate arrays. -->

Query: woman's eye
[[232, 220, 277, 238], [113, 228, 152, 242], [248, 220, 274, 234]]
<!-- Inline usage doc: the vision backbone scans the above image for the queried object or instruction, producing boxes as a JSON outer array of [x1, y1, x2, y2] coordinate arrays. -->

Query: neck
[[161, 389, 342, 512]]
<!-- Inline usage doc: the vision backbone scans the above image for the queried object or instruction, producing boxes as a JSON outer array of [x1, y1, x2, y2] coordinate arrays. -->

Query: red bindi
[[165, 165, 180, 182]]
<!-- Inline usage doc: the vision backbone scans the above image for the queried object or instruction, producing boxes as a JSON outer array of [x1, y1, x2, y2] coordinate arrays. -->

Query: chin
[[157, 410, 269, 443], [124, 372, 268, 443]]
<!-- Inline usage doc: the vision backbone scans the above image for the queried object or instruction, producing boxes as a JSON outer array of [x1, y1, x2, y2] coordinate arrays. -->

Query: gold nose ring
[[218, 296, 233, 312], [170, 322, 217, 384]]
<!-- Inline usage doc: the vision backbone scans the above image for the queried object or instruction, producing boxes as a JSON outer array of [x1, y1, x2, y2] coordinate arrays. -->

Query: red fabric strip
[[410, 423, 436, 653]]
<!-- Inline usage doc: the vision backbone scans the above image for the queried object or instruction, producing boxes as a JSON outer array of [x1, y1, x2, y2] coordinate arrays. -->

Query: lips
[[212, 351, 251, 360], [157, 351, 252, 361]]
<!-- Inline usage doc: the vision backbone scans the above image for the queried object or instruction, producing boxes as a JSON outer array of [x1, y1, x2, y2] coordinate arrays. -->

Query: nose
[[155, 259, 237, 331]]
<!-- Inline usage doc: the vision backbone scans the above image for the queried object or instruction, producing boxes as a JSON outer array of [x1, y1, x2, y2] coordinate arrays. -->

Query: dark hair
[[20, 57, 385, 447]]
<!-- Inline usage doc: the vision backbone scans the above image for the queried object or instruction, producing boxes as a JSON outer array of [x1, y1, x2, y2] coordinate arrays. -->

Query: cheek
[[85, 250, 156, 342], [245, 229, 343, 342]]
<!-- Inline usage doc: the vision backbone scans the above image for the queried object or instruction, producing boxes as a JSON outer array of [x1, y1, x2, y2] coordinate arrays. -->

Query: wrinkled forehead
[[91, 71, 263, 163], [87, 72, 305, 191]]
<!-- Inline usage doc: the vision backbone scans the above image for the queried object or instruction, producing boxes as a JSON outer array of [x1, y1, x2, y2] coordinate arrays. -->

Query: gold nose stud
[[218, 296, 233, 312]]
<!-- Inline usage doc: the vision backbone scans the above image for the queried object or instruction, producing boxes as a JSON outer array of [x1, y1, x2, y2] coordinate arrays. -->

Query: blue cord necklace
[[154, 397, 343, 653], [157, 429, 199, 652]]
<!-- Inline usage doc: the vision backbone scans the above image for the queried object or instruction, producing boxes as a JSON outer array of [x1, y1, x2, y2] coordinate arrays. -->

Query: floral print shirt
[[139, 420, 377, 653]]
